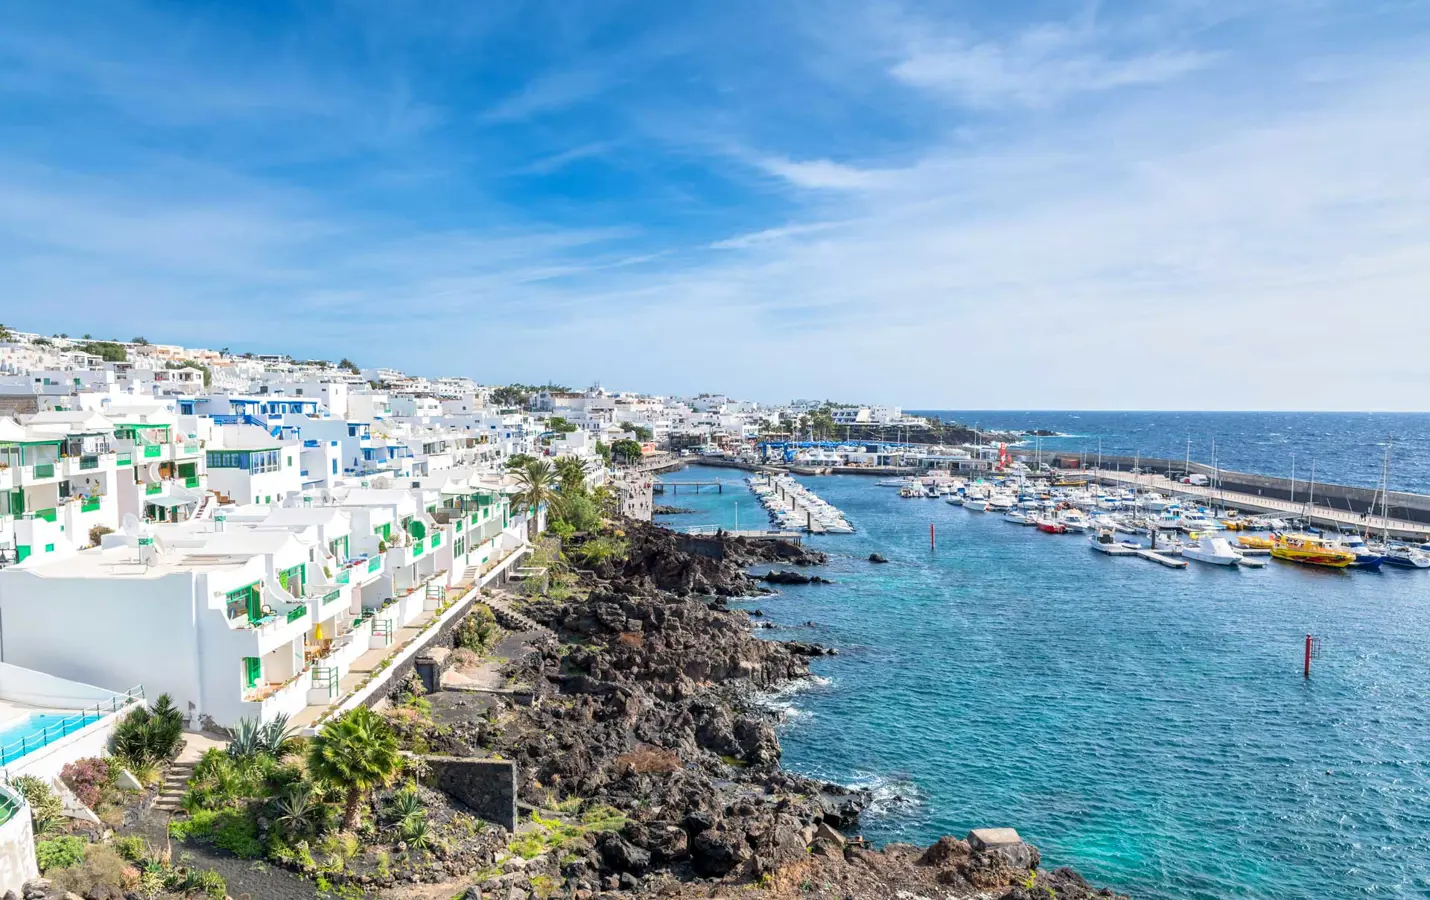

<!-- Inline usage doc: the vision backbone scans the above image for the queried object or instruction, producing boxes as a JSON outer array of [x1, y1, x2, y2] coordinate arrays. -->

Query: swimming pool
[[0, 712, 102, 766]]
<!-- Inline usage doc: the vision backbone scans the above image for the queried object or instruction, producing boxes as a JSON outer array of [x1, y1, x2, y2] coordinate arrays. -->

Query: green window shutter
[[244, 657, 261, 689]]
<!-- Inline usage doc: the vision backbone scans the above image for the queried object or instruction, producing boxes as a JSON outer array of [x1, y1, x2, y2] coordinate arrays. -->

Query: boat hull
[[1269, 549, 1353, 568]]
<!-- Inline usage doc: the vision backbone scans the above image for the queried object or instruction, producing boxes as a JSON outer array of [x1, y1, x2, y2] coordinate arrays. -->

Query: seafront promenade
[[1092, 469, 1430, 538]]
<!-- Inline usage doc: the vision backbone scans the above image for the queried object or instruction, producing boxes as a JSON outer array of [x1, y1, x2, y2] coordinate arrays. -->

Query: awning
[[145, 494, 196, 509]]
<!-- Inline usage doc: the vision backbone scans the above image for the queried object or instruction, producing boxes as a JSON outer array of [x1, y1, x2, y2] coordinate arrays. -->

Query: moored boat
[[1269, 533, 1356, 568], [1182, 533, 1244, 566]]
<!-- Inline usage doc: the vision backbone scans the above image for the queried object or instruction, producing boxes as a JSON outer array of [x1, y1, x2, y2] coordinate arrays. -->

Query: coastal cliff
[[435, 521, 1126, 900]]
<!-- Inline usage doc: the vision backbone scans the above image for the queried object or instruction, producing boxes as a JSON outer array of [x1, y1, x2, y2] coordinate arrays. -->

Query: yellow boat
[[1269, 533, 1356, 568], [1238, 535, 1275, 550]]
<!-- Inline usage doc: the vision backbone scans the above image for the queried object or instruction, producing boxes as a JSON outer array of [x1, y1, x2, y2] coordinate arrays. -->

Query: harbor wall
[[1048, 452, 1430, 526]]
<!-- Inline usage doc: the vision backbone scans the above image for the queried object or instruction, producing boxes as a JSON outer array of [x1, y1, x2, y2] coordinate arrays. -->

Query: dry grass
[[449, 647, 483, 671], [613, 745, 682, 775], [616, 631, 644, 649]]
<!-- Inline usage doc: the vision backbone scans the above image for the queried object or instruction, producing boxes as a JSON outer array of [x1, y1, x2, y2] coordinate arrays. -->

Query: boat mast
[[1381, 436, 1394, 545]]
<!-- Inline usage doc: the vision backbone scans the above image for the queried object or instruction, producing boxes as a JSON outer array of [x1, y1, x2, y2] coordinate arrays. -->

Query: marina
[[747, 474, 855, 534], [656, 460, 1430, 900]]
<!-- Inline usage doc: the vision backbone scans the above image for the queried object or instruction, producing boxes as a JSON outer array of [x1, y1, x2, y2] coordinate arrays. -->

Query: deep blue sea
[[656, 461, 1430, 900], [910, 411, 1430, 494]]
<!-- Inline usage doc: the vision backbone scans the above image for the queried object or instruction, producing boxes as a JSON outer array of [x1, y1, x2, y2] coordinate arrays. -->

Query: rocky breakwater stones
[[760, 570, 834, 585], [868, 552, 889, 563]]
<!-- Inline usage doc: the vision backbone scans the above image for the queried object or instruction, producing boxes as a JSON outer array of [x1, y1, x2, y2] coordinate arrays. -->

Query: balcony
[[115, 454, 132, 467], [142, 444, 163, 459], [184, 476, 201, 489], [81, 497, 101, 513], [34, 508, 57, 523], [145, 483, 162, 496], [32, 462, 56, 480]]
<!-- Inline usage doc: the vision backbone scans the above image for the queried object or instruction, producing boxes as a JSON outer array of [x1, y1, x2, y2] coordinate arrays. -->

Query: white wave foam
[[843, 772, 924, 819], [751, 675, 832, 723]]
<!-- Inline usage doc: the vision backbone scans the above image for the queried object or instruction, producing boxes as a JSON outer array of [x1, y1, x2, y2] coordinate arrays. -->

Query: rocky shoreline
[[429, 520, 1127, 900]]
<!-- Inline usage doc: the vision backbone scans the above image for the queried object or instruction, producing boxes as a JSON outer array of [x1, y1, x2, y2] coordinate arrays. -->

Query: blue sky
[[3, 1, 1429, 409]]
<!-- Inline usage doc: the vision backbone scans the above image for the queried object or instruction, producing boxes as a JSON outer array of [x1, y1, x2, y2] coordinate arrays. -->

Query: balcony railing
[[35, 508, 57, 523], [286, 605, 309, 623], [143, 445, 162, 458], [79, 455, 99, 470], [185, 476, 200, 488], [33, 463, 55, 479], [81, 498, 101, 513], [116, 455, 132, 466], [145, 483, 162, 495], [367, 556, 382, 573]]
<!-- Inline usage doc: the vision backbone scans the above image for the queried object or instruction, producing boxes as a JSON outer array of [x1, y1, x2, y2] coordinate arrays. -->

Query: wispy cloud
[[482, 69, 613, 123], [892, 20, 1216, 107], [756, 156, 899, 191]]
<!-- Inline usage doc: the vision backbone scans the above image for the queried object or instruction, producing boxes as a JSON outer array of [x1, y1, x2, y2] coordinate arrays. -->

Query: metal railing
[[0, 685, 144, 766]]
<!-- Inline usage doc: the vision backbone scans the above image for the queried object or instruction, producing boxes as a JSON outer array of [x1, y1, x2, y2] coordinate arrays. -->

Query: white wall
[[0, 663, 121, 709], [0, 786, 37, 897]]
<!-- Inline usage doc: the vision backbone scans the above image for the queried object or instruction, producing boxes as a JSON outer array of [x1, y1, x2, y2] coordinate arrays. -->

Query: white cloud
[[892, 20, 1216, 107], [757, 156, 898, 190]]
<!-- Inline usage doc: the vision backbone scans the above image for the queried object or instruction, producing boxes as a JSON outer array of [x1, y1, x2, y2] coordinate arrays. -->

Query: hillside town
[[0, 324, 1096, 900]]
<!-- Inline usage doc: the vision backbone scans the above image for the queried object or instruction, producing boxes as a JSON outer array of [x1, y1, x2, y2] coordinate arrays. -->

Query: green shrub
[[112, 833, 148, 862], [573, 535, 628, 566], [35, 836, 87, 872], [112, 693, 184, 767], [182, 868, 228, 900], [12, 774, 64, 835], [169, 807, 264, 858]]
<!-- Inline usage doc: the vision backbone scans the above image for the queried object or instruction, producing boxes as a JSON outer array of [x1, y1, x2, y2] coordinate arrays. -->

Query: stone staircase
[[152, 759, 196, 814], [192, 492, 217, 521], [482, 591, 553, 638]]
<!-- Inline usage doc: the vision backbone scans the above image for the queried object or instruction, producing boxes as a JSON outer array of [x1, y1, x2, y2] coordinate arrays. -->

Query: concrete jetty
[[1090, 469, 1430, 539]]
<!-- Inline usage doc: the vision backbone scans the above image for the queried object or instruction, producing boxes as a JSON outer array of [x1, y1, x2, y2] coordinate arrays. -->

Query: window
[[243, 657, 262, 690], [279, 564, 305, 593], [226, 583, 260, 621]]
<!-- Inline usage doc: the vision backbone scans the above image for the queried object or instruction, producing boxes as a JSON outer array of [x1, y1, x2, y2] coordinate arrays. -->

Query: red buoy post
[[930, 523, 936, 552], [1304, 633, 1313, 678]]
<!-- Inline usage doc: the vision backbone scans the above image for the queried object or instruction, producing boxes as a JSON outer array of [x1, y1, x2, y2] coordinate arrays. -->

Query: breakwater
[[1038, 450, 1430, 526]]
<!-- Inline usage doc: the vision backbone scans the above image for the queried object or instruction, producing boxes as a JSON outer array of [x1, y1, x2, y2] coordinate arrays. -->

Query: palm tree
[[553, 456, 590, 495], [512, 459, 557, 539], [306, 707, 402, 831]]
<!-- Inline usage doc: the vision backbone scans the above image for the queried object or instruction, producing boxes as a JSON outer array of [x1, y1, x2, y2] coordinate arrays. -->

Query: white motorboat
[[1182, 533, 1243, 566], [1003, 510, 1035, 525], [986, 491, 1016, 511], [1058, 509, 1092, 533], [964, 496, 989, 511]]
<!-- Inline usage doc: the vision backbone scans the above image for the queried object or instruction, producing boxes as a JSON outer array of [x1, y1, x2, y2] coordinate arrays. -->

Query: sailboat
[[1367, 435, 1428, 569]]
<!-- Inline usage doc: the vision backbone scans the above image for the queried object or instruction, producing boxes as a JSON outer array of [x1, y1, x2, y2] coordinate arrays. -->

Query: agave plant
[[272, 782, 322, 839], [400, 814, 433, 852], [385, 787, 423, 826], [227, 713, 299, 761]]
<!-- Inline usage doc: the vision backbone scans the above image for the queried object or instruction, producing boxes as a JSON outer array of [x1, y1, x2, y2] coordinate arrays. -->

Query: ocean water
[[910, 411, 1430, 494], [656, 464, 1430, 900]]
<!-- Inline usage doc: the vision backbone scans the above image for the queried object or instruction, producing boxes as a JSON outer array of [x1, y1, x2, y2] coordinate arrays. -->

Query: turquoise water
[[657, 465, 1430, 900], [0, 712, 101, 765]]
